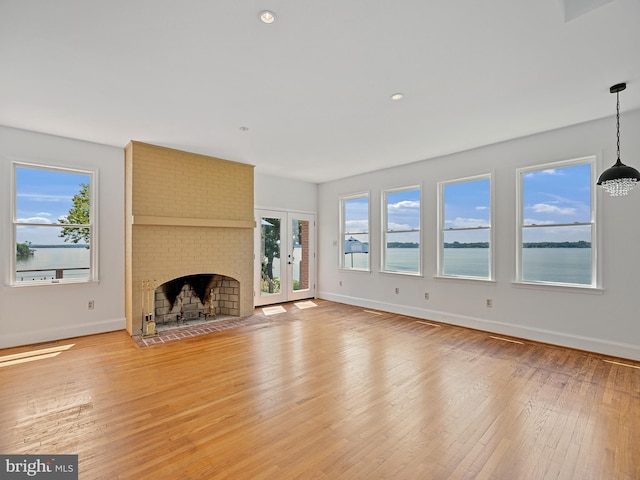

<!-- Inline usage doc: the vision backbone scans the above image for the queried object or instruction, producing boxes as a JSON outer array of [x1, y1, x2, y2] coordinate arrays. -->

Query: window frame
[[381, 185, 421, 276], [339, 192, 370, 271], [437, 173, 494, 281], [11, 161, 99, 286], [515, 156, 598, 290]]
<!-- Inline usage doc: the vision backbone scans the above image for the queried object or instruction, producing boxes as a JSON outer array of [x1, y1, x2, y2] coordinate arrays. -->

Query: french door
[[254, 210, 316, 307]]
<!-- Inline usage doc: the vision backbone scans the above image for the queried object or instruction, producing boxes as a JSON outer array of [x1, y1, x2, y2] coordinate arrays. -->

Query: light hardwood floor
[[1, 300, 639, 479]]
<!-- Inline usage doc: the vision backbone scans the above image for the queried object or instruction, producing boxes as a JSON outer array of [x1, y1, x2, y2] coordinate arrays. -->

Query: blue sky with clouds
[[442, 177, 490, 244], [15, 167, 89, 245], [344, 190, 422, 244], [386, 189, 420, 231], [343, 163, 591, 248], [522, 164, 591, 224], [522, 164, 591, 243], [443, 178, 490, 229], [14, 163, 585, 247], [344, 196, 369, 237]]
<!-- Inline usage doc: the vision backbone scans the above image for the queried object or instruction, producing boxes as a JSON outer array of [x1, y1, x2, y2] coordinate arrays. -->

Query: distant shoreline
[[29, 244, 89, 249], [445, 241, 591, 249], [384, 241, 591, 249]]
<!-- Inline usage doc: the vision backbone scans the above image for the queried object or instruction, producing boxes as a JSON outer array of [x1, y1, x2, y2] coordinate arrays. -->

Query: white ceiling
[[1, 0, 639, 183]]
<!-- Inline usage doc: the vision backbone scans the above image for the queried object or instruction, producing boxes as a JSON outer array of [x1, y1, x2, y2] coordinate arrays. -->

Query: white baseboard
[[318, 292, 640, 361], [0, 317, 127, 349]]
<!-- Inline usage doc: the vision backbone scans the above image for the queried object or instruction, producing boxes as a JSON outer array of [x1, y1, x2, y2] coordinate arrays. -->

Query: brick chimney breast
[[124, 141, 255, 335]]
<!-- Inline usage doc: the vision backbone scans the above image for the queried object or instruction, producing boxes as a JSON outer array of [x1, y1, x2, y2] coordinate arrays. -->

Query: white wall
[[0, 126, 126, 348], [255, 172, 317, 214], [318, 110, 640, 360], [4, 116, 638, 358]]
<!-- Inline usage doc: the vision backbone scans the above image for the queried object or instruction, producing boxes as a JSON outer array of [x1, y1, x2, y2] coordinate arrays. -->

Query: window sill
[[511, 281, 603, 294], [338, 268, 371, 274], [10, 279, 99, 288], [381, 270, 422, 277], [434, 275, 496, 285]]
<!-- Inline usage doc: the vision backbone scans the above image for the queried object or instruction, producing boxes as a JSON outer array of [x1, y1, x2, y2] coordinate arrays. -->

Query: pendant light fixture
[[596, 83, 640, 196]]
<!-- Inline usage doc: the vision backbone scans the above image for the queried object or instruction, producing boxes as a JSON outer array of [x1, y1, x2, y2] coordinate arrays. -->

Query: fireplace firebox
[[154, 274, 240, 328]]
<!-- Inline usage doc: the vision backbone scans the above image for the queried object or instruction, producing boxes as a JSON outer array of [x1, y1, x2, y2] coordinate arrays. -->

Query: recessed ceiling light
[[390, 93, 404, 101], [259, 10, 276, 24]]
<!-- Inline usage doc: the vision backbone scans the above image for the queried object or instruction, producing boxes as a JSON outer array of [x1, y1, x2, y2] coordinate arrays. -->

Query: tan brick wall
[[125, 141, 255, 334], [129, 142, 253, 220]]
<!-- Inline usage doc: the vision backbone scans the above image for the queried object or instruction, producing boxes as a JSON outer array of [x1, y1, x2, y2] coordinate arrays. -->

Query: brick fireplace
[[124, 141, 255, 335]]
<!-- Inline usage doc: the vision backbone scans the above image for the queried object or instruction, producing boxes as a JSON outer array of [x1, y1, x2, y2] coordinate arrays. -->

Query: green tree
[[16, 241, 33, 258], [261, 218, 281, 293], [58, 183, 90, 246]]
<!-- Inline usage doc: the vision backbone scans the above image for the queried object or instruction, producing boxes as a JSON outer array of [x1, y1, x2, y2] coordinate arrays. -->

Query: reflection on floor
[[262, 300, 317, 316], [261, 305, 287, 316]]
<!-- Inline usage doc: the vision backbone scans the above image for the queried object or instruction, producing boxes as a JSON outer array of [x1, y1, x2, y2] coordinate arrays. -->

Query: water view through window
[[383, 187, 420, 274], [14, 166, 92, 283], [441, 176, 491, 279], [342, 195, 369, 270], [345, 244, 592, 284], [15, 245, 90, 281], [519, 161, 594, 286]]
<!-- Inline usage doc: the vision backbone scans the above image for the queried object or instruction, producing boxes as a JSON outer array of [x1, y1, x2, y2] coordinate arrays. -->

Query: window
[[439, 175, 492, 279], [382, 186, 420, 274], [340, 194, 369, 270], [12, 163, 96, 285], [517, 157, 595, 287]]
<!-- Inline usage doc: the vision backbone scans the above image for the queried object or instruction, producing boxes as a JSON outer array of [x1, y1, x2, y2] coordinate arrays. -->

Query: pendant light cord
[[616, 90, 621, 161]]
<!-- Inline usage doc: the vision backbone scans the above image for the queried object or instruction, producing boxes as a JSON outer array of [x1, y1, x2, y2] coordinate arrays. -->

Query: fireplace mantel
[[132, 215, 255, 229]]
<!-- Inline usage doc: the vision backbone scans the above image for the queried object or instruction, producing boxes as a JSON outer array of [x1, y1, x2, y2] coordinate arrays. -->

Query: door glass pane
[[260, 217, 281, 294], [292, 219, 310, 291]]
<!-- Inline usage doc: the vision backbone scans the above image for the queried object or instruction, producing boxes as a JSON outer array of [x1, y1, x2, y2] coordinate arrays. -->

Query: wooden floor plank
[[1, 299, 639, 479]]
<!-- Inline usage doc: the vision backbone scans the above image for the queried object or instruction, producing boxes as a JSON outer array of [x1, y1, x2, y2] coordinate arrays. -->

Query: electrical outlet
[[395, 287, 400, 294], [486, 299, 492, 308], [424, 292, 429, 300], [88, 300, 95, 310]]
